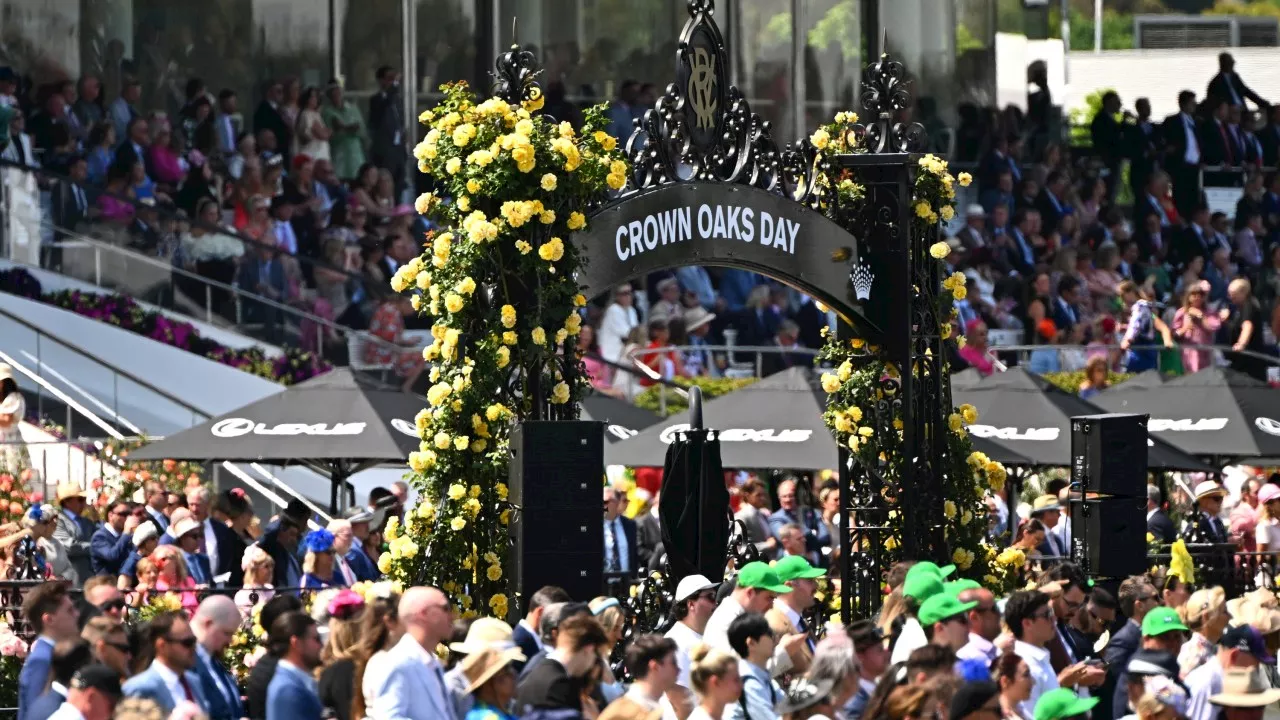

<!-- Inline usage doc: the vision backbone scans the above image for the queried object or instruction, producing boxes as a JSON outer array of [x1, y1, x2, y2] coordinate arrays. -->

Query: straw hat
[[1233, 602, 1280, 636], [460, 646, 524, 693], [1194, 480, 1227, 500], [171, 517, 202, 540], [55, 483, 85, 504], [1228, 588, 1277, 619], [683, 306, 716, 333], [1209, 668, 1280, 708], [448, 617, 524, 658], [1182, 586, 1226, 628], [1030, 495, 1062, 515]]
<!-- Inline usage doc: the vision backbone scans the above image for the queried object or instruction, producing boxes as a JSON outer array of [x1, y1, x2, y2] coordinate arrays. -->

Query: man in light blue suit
[[265, 611, 324, 720], [191, 596, 245, 720], [19, 582, 82, 720], [121, 612, 209, 715], [372, 587, 458, 720]]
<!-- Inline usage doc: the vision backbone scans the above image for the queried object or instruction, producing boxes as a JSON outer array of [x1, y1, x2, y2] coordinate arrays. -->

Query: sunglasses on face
[[99, 599, 127, 612], [105, 640, 132, 654], [166, 635, 198, 648]]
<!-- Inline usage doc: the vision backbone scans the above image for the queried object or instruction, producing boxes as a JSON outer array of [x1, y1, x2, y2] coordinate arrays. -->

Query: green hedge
[[1040, 370, 1133, 395], [634, 377, 758, 417]]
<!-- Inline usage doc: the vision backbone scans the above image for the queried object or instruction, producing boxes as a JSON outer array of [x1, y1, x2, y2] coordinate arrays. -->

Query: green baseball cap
[[902, 572, 945, 602], [737, 561, 792, 594], [1141, 606, 1189, 637], [1034, 689, 1099, 720], [918, 592, 978, 626], [774, 555, 826, 582], [945, 579, 982, 594], [908, 561, 956, 580]]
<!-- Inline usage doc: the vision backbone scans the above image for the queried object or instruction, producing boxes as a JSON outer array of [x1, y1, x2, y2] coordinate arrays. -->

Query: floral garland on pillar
[[809, 113, 1020, 593], [381, 77, 627, 619]]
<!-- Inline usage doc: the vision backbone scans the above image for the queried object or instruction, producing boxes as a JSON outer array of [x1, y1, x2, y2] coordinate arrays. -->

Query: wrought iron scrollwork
[[491, 44, 543, 107], [852, 54, 927, 155]]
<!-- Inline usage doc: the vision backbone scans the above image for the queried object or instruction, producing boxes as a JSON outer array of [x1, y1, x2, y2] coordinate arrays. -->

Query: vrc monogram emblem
[[687, 47, 717, 130]]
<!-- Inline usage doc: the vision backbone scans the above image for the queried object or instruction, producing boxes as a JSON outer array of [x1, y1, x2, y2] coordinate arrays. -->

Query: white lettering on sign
[[1148, 417, 1229, 432], [657, 423, 811, 444], [968, 424, 1060, 441], [1256, 417, 1280, 436], [607, 424, 638, 441], [391, 419, 419, 438], [614, 204, 799, 262], [210, 418, 367, 438]]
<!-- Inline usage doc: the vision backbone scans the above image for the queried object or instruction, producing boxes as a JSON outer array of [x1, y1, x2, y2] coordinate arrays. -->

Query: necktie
[[797, 615, 816, 652], [179, 673, 195, 702], [1220, 124, 1235, 165], [1211, 516, 1226, 543], [196, 526, 208, 555], [608, 521, 621, 573]]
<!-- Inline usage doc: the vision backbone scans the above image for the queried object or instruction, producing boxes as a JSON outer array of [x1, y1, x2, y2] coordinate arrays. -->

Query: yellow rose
[[377, 553, 393, 574], [550, 381, 570, 404], [434, 432, 452, 449], [453, 436, 470, 451], [414, 192, 437, 215], [466, 179, 480, 194], [914, 200, 932, 219], [940, 205, 955, 221], [500, 304, 517, 328], [943, 500, 957, 519], [486, 564, 503, 581], [948, 413, 963, 432], [541, 173, 558, 191], [450, 517, 467, 531], [448, 484, 466, 500], [531, 327, 546, 345], [566, 212, 586, 230], [573, 293, 586, 307], [961, 404, 978, 424], [470, 438, 488, 454], [606, 172, 625, 190], [501, 331, 517, 345], [820, 373, 841, 393], [810, 127, 830, 150], [408, 450, 436, 472], [515, 240, 532, 254], [457, 277, 477, 295], [426, 382, 451, 407], [958, 172, 973, 187], [446, 157, 462, 175], [538, 237, 565, 262], [444, 293, 465, 313], [496, 346, 510, 368], [929, 241, 951, 259]]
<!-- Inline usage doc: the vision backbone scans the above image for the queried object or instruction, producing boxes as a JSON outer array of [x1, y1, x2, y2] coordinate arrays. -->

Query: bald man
[[191, 596, 245, 720], [371, 587, 457, 720]]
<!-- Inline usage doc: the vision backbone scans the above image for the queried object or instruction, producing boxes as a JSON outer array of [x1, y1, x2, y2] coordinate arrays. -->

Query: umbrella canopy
[[130, 368, 424, 463], [1093, 367, 1280, 460], [580, 392, 662, 443], [605, 367, 1034, 470], [954, 368, 1213, 471], [1103, 370, 1166, 393], [951, 368, 985, 391]]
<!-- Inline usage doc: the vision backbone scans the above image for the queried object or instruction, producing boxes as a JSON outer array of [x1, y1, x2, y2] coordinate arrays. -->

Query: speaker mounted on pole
[[1069, 413, 1148, 579]]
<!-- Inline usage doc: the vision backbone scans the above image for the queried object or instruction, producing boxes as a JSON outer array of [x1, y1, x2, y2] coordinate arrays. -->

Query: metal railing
[[983, 341, 1280, 376]]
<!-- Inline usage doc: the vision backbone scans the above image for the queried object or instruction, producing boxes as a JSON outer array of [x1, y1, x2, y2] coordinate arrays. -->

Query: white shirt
[[361, 648, 394, 713], [273, 220, 298, 255], [47, 704, 86, 720], [1014, 640, 1058, 719], [202, 519, 219, 580], [152, 660, 191, 706], [704, 596, 793, 677], [665, 621, 703, 688], [603, 516, 631, 573], [1182, 113, 1202, 165], [1256, 517, 1280, 549], [957, 632, 997, 665], [598, 303, 639, 364], [1185, 656, 1224, 720], [891, 617, 926, 664]]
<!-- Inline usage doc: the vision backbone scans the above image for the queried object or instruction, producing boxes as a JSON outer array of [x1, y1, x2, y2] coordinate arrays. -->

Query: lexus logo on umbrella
[[391, 419, 419, 438], [210, 418, 367, 438], [968, 425, 1059, 441], [1148, 418, 1228, 432], [1256, 417, 1280, 437], [658, 424, 812, 444]]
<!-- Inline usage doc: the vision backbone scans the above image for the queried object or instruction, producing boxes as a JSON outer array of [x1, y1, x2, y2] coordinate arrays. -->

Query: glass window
[[731, 0, 795, 141], [415, 0, 480, 103], [801, 0, 864, 135], [337, 0, 404, 97]]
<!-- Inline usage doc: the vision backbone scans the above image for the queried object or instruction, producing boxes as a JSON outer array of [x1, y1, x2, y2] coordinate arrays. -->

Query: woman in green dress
[[322, 80, 368, 182]]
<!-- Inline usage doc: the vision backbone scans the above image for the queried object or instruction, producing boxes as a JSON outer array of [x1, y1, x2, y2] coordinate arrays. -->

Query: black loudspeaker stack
[[1069, 413, 1148, 579], [508, 421, 605, 604]]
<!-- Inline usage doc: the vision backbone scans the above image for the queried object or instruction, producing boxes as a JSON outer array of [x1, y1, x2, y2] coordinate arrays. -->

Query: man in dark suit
[[1260, 105, 1280, 166], [514, 615, 610, 717], [237, 243, 291, 341], [512, 586, 572, 673], [1146, 485, 1176, 544], [192, 595, 246, 720], [767, 477, 831, 557], [603, 486, 639, 580], [188, 487, 246, 586], [760, 320, 814, 377], [1126, 98, 1162, 203], [1037, 170, 1070, 233], [90, 499, 137, 577], [1043, 564, 1098, 670], [1099, 576, 1159, 720], [50, 154, 92, 258], [1207, 52, 1268, 110], [253, 80, 291, 164], [1162, 91, 1204, 219], [1201, 97, 1240, 167], [368, 66, 406, 197], [141, 481, 171, 533], [1182, 480, 1232, 588], [1090, 91, 1125, 200], [257, 502, 309, 590]]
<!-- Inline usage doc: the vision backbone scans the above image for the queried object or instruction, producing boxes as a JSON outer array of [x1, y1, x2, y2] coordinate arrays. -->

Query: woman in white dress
[[686, 644, 742, 720], [598, 285, 640, 366], [295, 87, 332, 162], [0, 364, 29, 472]]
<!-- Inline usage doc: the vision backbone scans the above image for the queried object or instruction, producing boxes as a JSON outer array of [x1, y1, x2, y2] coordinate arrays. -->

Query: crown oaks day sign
[[575, 182, 883, 336]]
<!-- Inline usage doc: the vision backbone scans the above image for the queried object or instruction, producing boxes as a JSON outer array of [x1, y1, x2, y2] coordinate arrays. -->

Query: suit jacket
[[18, 637, 53, 720], [253, 101, 292, 163], [26, 687, 65, 720], [1162, 113, 1201, 168], [371, 634, 456, 720], [194, 646, 245, 720], [765, 606, 814, 672], [344, 545, 378, 583], [1090, 112, 1124, 164], [122, 660, 210, 715], [1100, 620, 1142, 720], [209, 520, 247, 582], [266, 661, 322, 720], [51, 179, 90, 238], [245, 654, 279, 720], [258, 520, 301, 589], [634, 512, 661, 570], [515, 656, 581, 715], [1208, 71, 1267, 109], [512, 623, 541, 673], [368, 87, 404, 158], [1260, 123, 1280, 167], [52, 510, 94, 583], [238, 255, 289, 302], [768, 506, 831, 554], [604, 516, 640, 575], [1200, 119, 1239, 167], [184, 551, 214, 586], [1148, 509, 1176, 544], [90, 525, 133, 577], [144, 506, 170, 533]]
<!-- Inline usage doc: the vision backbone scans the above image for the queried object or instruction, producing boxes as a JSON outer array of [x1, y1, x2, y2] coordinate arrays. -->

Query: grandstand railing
[[984, 341, 1280, 377]]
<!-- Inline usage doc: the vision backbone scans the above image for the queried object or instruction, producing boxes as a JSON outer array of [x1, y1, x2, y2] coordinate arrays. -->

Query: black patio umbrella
[[951, 368, 985, 391], [130, 368, 424, 511], [1093, 367, 1280, 461], [605, 366, 1033, 470], [658, 389, 730, 582], [1103, 369, 1166, 393], [580, 392, 662, 443], [954, 368, 1213, 472]]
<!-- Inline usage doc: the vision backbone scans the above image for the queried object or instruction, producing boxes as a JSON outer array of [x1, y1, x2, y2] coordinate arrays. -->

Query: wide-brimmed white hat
[[461, 646, 525, 693], [1210, 668, 1280, 707], [683, 306, 716, 333], [1194, 480, 1227, 500], [171, 517, 202, 540], [448, 617, 524, 659]]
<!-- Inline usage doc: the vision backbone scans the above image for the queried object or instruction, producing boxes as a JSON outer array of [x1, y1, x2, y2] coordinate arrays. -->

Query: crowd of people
[[945, 53, 1280, 385]]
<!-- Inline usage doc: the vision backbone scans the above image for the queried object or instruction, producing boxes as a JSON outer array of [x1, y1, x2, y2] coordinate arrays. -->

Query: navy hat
[[71, 664, 122, 698], [1221, 625, 1277, 664]]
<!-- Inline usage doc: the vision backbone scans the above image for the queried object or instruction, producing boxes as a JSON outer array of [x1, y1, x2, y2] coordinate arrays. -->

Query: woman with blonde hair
[[318, 589, 366, 720], [151, 544, 199, 614], [588, 597, 626, 703], [17, 503, 70, 581], [130, 556, 159, 607], [1178, 586, 1228, 678], [687, 644, 742, 720], [301, 528, 344, 589], [236, 545, 276, 613]]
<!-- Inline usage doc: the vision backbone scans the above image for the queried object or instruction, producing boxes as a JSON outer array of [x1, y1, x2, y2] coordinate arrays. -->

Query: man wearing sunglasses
[[121, 611, 209, 714], [82, 577, 127, 621]]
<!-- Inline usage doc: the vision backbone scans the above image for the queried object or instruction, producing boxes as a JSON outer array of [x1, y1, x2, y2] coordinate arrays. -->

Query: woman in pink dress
[[957, 320, 996, 376], [1172, 280, 1221, 373], [151, 545, 199, 615]]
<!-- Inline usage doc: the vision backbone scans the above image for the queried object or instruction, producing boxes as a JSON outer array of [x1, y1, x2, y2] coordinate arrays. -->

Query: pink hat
[[1259, 484, 1280, 505]]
